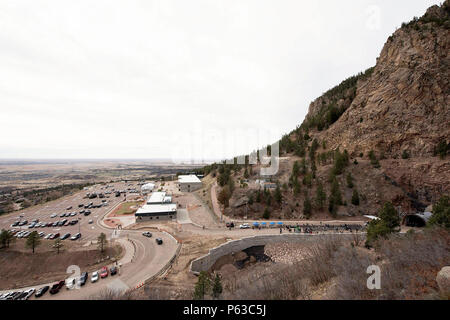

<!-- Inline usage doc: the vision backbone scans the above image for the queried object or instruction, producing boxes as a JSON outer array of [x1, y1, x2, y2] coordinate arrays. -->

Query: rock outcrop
[[436, 266, 450, 298]]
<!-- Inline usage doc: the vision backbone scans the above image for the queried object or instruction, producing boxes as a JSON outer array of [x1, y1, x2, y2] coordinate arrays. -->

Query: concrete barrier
[[190, 233, 362, 274]]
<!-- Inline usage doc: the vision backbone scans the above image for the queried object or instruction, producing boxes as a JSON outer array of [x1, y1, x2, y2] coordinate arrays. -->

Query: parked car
[[142, 232, 152, 238], [22, 231, 31, 238], [28, 222, 36, 228], [51, 233, 60, 239], [91, 271, 99, 283], [65, 278, 76, 290], [11, 291, 24, 300], [88, 219, 93, 224], [70, 233, 81, 240], [100, 266, 109, 278], [19, 220, 27, 226], [49, 280, 65, 294], [60, 213, 66, 217], [84, 210, 91, 216], [11, 221, 19, 227], [66, 206, 72, 210], [110, 266, 118, 276], [50, 213, 57, 218], [60, 233, 71, 240], [38, 232, 45, 237], [155, 238, 163, 245], [239, 224, 251, 229], [35, 286, 49, 298], [44, 233, 53, 240], [78, 272, 88, 286], [22, 288, 35, 300], [226, 222, 235, 228], [32, 219, 39, 223], [78, 204, 84, 208], [16, 291, 28, 300]]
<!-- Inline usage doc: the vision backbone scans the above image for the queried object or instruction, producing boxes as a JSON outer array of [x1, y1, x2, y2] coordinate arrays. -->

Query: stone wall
[[190, 233, 361, 274]]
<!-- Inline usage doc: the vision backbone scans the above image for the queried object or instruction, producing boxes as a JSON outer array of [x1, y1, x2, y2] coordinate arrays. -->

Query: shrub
[[346, 173, 354, 188], [428, 195, 450, 229], [351, 189, 360, 206], [263, 207, 271, 220], [366, 202, 400, 246], [303, 197, 312, 218], [434, 140, 449, 159], [315, 183, 326, 210]]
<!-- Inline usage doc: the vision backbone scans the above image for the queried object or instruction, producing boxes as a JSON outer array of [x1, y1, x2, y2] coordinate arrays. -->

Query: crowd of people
[[285, 223, 365, 234], [246, 223, 365, 234]]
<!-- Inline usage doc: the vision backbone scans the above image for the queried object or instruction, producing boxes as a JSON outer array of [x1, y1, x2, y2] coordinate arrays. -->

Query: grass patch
[[113, 201, 143, 215]]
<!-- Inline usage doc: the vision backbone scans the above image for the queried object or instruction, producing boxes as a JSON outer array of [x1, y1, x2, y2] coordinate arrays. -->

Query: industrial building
[[135, 204, 177, 222], [146, 191, 172, 204], [178, 175, 202, 192], [135, 191, 177, 222], [141, 182, 155, 194]]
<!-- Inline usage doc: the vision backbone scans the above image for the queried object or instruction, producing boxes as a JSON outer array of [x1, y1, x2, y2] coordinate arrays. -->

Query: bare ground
[[0, 239, 122, 290]]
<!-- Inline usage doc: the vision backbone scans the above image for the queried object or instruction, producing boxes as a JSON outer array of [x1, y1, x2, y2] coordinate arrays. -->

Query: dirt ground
[[0, 240, 122, 290]]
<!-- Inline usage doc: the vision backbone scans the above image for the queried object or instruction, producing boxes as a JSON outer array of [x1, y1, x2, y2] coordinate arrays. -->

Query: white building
[[135, 204, 177, 222], [146, 191, 172, 205], [178, 175, 202, 192], [141, 183, 155, 194], [135, 191, 176, 222]]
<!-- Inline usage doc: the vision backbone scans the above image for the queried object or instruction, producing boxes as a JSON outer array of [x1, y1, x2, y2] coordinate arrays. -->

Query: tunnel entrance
[[404, 215, 426, 228]]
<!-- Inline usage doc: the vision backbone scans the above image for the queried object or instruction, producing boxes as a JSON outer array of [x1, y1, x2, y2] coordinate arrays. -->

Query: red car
[[100, 266, 109, 278], [49, 280, 65, 294]]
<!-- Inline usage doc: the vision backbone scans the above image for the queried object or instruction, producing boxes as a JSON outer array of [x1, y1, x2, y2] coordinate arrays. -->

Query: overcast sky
[[0, 0, 441, 162]]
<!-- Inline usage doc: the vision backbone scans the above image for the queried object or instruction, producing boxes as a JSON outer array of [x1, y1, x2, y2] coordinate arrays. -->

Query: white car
[[88, 219, 93, 224], [65, 278, 76, 290], [21, 288, 35, 300], [38, 232, 45, 237], [50, 213, 57, 218], [44, 233, 53, 239], [91, 271, 99, 283], [239, 224, 251, 229]]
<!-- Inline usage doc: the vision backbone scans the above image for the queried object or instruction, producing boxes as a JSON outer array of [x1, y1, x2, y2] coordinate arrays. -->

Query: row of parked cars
[[0, 288, 36, 300], [0, 265, 119, 300], [12, 218, 80, 229], [10, 229, 81, 241]]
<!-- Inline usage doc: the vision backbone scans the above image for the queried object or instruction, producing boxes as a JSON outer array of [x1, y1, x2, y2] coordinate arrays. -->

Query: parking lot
[[0, 182, 137, 243], [0, 181, 180, 300]]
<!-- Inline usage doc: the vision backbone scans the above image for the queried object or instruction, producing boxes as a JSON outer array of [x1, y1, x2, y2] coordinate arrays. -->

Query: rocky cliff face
[[220, 2, 449, 219], [304, 2, 449, 159]]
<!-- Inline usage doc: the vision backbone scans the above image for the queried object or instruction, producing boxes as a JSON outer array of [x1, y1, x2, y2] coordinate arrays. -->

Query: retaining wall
[[190, 233, 363, 274]]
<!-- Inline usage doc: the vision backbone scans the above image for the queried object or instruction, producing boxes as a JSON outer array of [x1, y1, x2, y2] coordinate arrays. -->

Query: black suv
[[35, 286, 49, 298], [155, 238, 163, 245], [78, 272, 88, 286], [60, 233, 71, 240], [110, 266, 118, 276]]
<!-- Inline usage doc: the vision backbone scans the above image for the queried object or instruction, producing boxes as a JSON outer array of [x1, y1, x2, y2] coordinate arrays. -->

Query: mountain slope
[[204, 1, 449, 219]]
